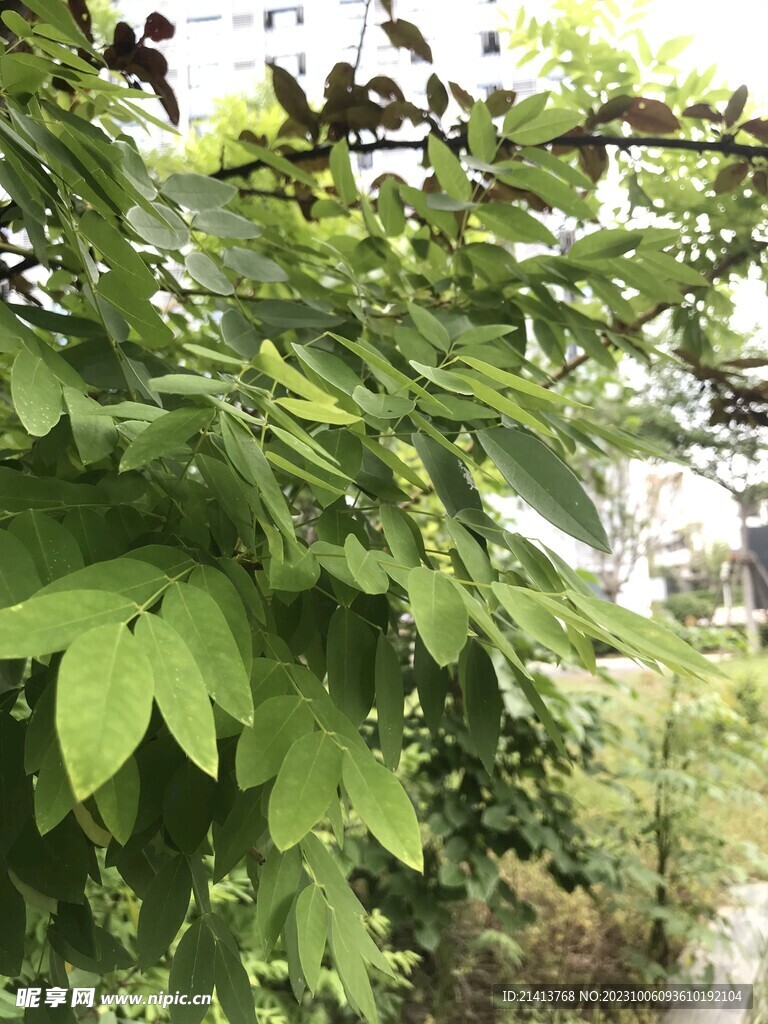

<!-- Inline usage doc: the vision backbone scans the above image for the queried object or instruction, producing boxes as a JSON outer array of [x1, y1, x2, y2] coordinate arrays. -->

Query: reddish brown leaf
[[594, 94, 634, 124], [112, 22, 136, 57], [485, 89, 516, 117], [724, 84, 748, 127], [380, 19, 432, 63], [449, 81, 475, 112], [623, 97, 680, 134], [741, 118, 768, 143], [578, 145, 609, 182], [67, 0, 92, 42], [143, 13, 174, 43], [682, 103, 723, 123], [150, 75, 179, 126], [752, 169, 768, 195], [367, 76, 404, 103], [130, 46, 168, 80], [713, 161, 749, 194]]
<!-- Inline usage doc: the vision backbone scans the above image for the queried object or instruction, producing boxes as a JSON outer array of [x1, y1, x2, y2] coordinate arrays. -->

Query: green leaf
[[137, 855, 192, 968], [329, 139, 358, 205], [413, 635, 450, 734], [344, 534, 389, 595], [169, 919, 215, 1024], [408, 302, 451, 351], [479, 428, 610, 552], [411, 433, 482, 516], [0, 590, 136, 659], [162, 583, 253, 725], [41, 557, 168, 606], [269, 731, 343, 850], [56, 623, 154, 800], [492, 583, 571, 658], [134, 615, 218, 778], [341, 747, 422, 871], [326, 608, 376, 725], [94, 756, 140, 845], [468, 101, 497, 163], [127, 203, 190, 249], [294, 884, 327, 993], [10, 511, 83, 585], [221, 414, 294, 537], [476, 200, 558, 246], [427, 135, 472, 202], [11, 347, 62, 437], [407, 567, 468, 667], [329, 913, 378, 1024], [568, 228, 644, 261], [120, 407, 214, 472], [64, 387, 118, 465], [374, 634, 403, 770], [97, 271, 174, 346], [505, 107, 581, 144], [568, 590, 718, 679], [213, 790, 265, 881], [213, 941, 256, 1024], [185, 253, 234, 295], [79, 210, 157, 298], [0, 871, 25, 977], [459, 641, 502, 774], [192, 209, 263, 238], [222, 247, 287, 282], [34, 744, 76, 836], [256, 844, 302, 951], [162, 173, 237, 211], [501, 92, 548, 135], [0, 529, 41, 608], [236, 695, 314, 789]]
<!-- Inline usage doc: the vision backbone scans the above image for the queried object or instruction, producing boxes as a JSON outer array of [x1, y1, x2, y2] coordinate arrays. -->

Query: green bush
[[663, 590, 717, 623]]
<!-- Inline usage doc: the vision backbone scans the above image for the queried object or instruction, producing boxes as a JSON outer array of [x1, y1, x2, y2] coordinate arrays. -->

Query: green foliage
[[0, 1, 763, 1022]]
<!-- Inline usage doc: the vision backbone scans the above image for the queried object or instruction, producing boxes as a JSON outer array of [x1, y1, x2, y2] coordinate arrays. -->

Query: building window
[[234, 60, 256, 72], [233, 12, 254, 29], [357, 152, 373, 170], [187, 14, 220, 23], [514, 78, 538, 97], [265, 5, 304, 30], [480, 30, 500, 54]]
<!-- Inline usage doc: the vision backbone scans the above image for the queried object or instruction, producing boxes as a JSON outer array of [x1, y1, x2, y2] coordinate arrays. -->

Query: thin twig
[[353, 0, 374, 75]]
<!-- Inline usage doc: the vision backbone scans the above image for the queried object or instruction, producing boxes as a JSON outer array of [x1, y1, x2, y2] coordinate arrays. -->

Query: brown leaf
[[594, 94, 634, 124], [623, 97, 680, 134], [741, 118, 768, 143], [449, 81, 475, 111], [238, 130, 268, 147], [724, 84, 748, 127], [270, 63, 316, 132], [752, 169, 768, 195], [130, 46, 168, 80], [485, 89, 516, 117], [67, 0, 92, 42], [713, 161, 749, 194], [682, 103, 723, 123], [380, 19, 432, 63], [578, 145, 609, 182], [426, 73, 448, 118], [325, 62, 355, 96], [367, 76, 404, 103], [721, 356, 768, 368], [150, 75, 179, 126], [111, 22, 136, 57], [380, 101, 427, 130], [143, 13, 174, 43]]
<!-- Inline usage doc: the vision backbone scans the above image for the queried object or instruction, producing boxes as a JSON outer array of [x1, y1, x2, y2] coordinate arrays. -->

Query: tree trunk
[[740, 501, 760, 654]]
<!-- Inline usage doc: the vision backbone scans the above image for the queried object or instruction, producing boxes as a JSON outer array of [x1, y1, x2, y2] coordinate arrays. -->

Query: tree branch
[[353, 0, 373, 75], [213, 132, 768, 182]]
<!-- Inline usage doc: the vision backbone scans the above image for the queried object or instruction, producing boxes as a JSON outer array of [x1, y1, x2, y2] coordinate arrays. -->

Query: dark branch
[[213, 132, 768, 182], [353, 0, 373, 75]]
